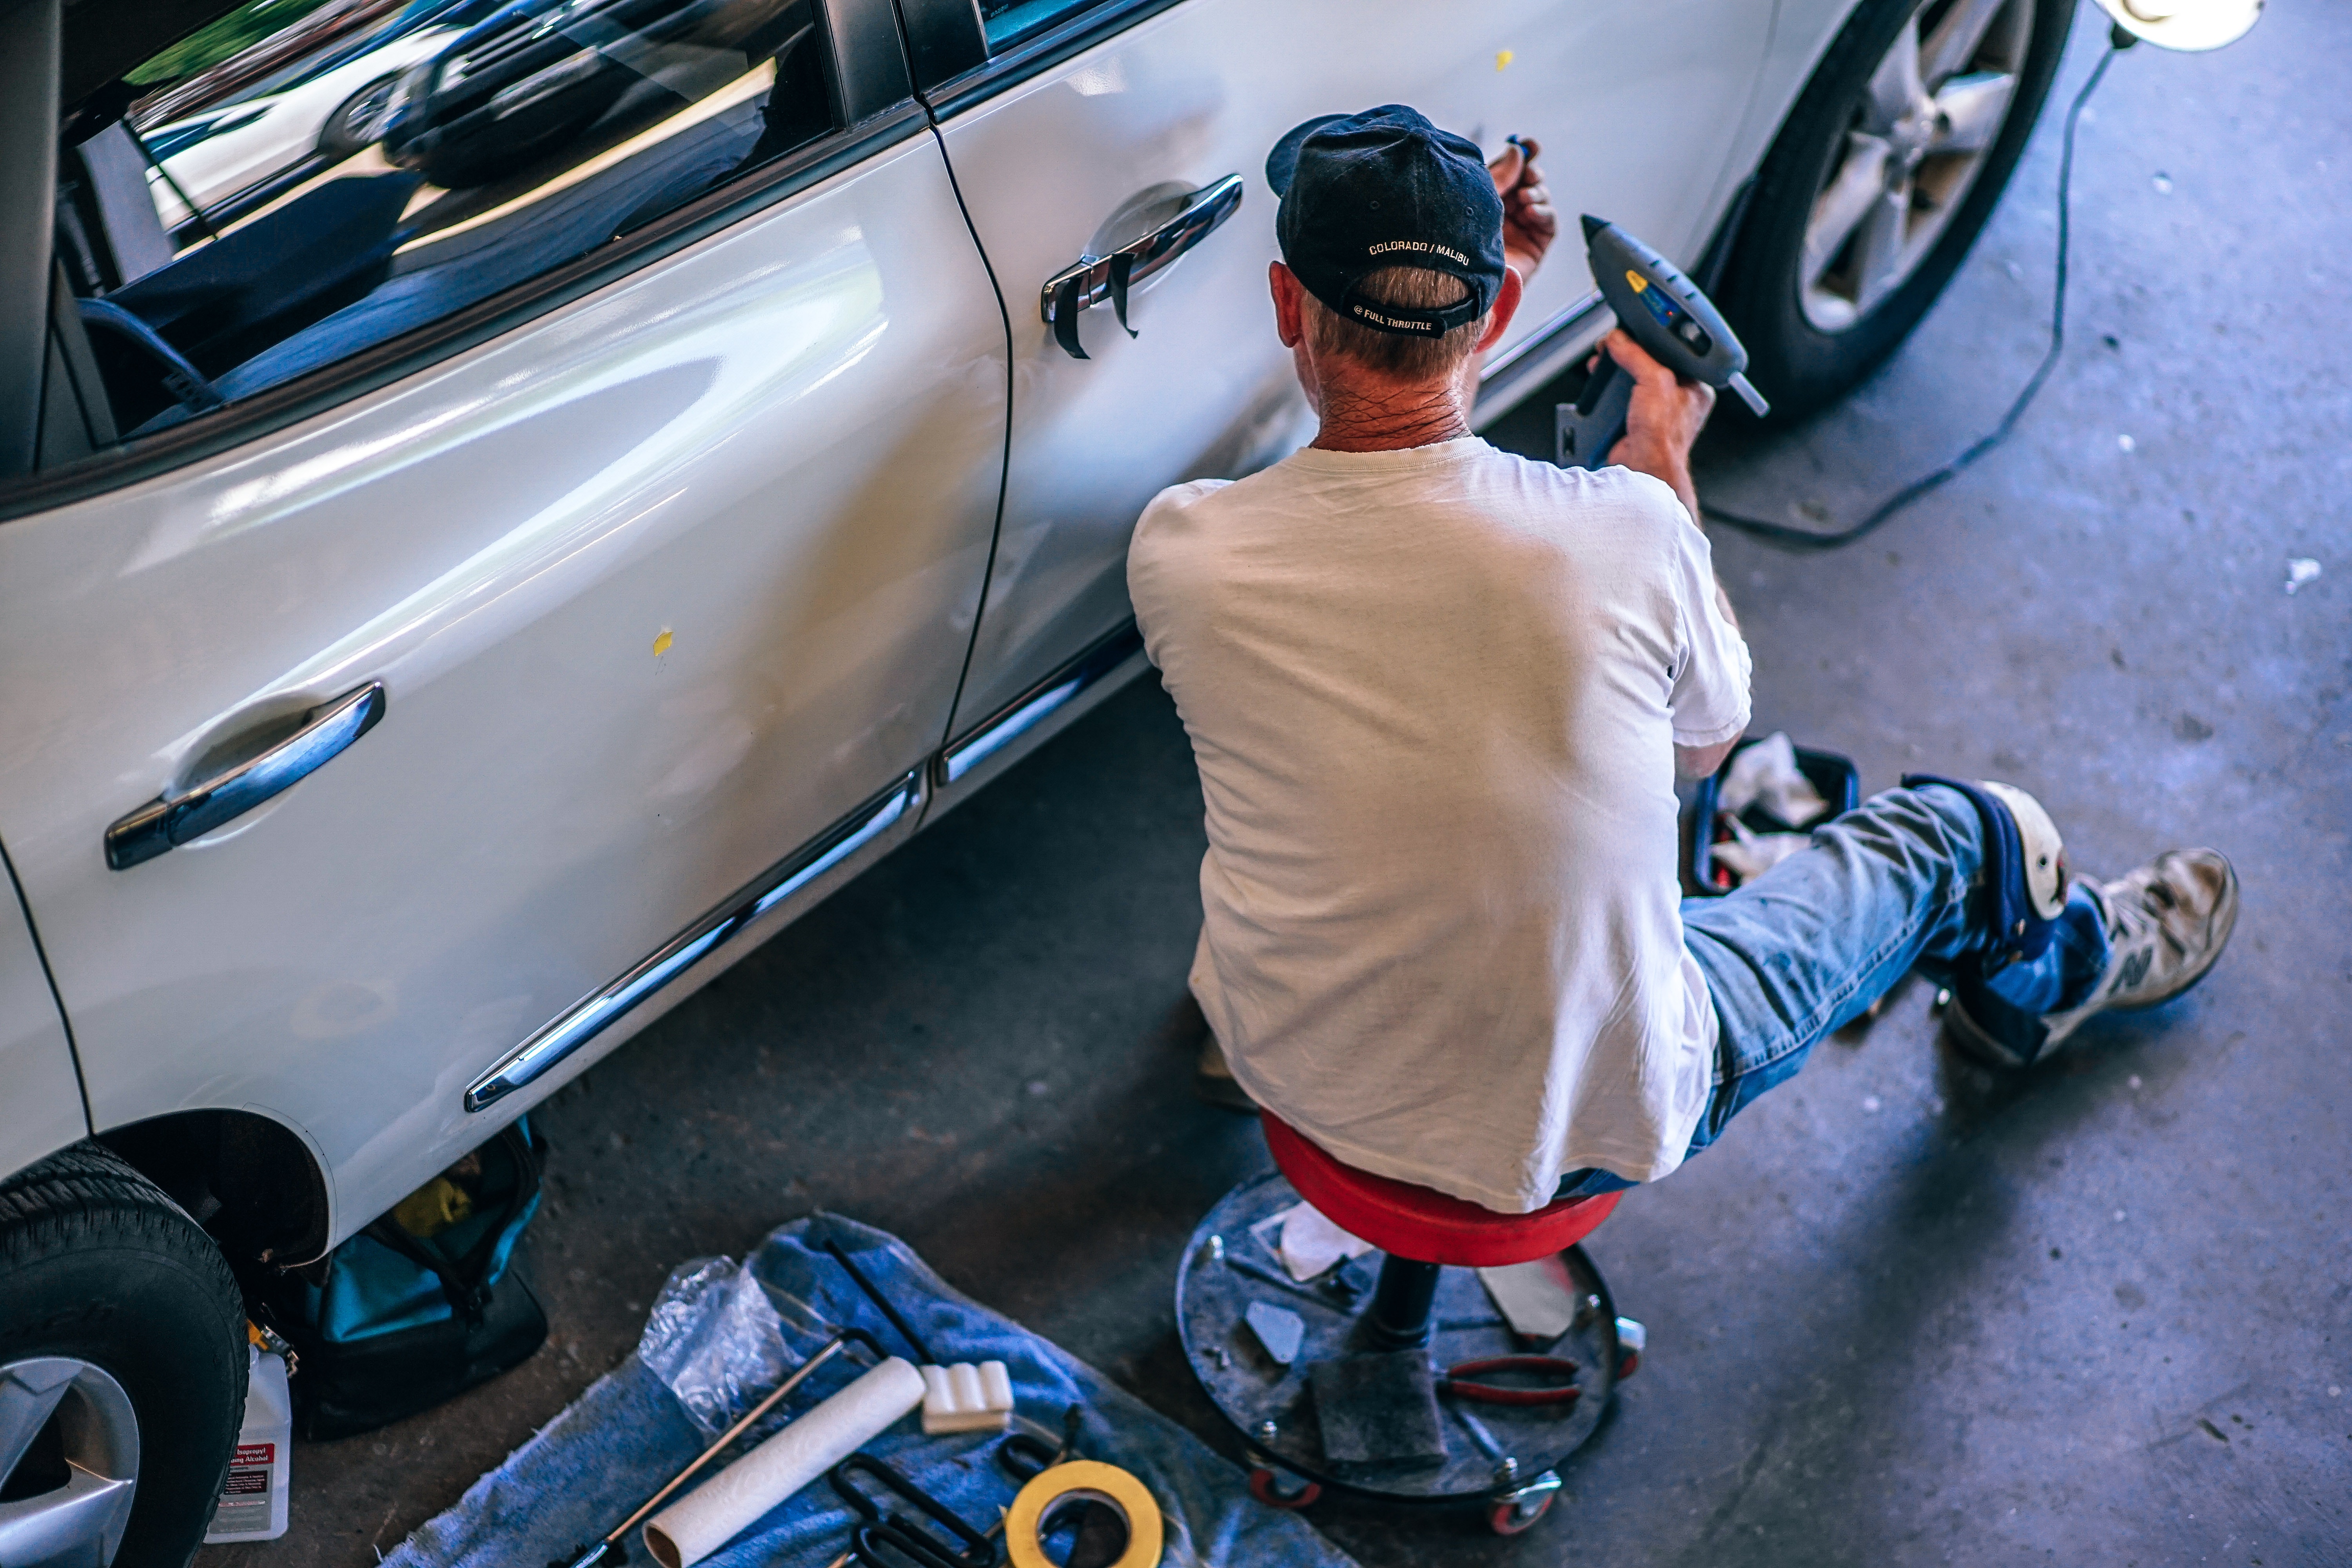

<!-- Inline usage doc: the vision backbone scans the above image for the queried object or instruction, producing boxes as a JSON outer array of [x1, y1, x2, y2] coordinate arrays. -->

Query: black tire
[[1718, 0, 2078, 421], [0, 1143, 247, 1568], [319, 73, 402, 157]]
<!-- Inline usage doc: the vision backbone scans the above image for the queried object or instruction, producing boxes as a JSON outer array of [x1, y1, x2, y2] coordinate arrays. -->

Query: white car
[[140, 26, 461, 230], [0, 0, 2072, 1559]]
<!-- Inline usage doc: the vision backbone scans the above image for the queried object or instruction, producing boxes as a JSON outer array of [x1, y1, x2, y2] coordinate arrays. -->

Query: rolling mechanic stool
[[1176, 1113, 1645, 1535]]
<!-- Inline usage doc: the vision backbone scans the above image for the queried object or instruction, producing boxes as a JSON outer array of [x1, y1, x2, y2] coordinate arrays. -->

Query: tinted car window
[[48, 0, 842, 446], [977, 0, 1102, 49]]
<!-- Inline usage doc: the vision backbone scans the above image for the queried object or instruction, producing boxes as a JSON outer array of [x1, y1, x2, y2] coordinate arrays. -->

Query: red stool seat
[[1262, 1112, 1621, 1269]]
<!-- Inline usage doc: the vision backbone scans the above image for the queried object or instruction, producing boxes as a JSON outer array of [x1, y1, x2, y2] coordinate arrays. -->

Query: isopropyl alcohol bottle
[[203, 1336, 291, 1543]]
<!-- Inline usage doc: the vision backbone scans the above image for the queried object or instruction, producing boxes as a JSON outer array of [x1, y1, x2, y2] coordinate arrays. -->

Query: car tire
[[319, 73, 402, 157], [0, 1143, 247, 1568], [1718, 0, 2078, 422]]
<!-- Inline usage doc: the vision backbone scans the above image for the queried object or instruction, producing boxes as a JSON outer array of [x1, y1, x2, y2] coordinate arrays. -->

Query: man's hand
[[1601, 329, 1738, 635], [1488, 136, 1556, 283], [1600, 328, 1713, 523]]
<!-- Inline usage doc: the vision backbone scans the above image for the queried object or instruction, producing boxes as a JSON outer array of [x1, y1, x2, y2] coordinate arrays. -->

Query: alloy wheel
[[339, 79, 399, 141], [1799, 0, 2038, 330], [0, 1359, 142, 1568]]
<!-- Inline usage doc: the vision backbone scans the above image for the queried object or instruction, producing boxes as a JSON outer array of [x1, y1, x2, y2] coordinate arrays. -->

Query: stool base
[[1177, 1171, 1629, 1510]]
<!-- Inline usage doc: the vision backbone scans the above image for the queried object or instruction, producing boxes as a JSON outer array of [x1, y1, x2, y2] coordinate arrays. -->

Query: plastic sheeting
[[384, 1213, 1358, 1568], [636, 1256, 795, 1440]]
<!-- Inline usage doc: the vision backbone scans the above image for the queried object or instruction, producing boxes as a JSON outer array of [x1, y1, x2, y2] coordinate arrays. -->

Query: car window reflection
[[979, 0, 1103, 50], [54, 0, 842, 445]]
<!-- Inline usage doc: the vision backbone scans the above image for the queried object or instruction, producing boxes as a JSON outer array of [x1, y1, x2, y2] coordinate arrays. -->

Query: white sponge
[[918, 1362, 1014, 1434]]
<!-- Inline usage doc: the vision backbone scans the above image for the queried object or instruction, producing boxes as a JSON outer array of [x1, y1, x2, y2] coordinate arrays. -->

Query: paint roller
[[642, 1356, 927, 1568]]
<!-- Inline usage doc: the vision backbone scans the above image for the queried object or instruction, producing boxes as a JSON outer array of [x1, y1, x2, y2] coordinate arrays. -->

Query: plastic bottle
[[204, 1340, 292, 1543]]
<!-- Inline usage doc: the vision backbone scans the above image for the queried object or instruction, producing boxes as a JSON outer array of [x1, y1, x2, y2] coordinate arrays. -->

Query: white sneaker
[[1948, 848, 2239, 1067]]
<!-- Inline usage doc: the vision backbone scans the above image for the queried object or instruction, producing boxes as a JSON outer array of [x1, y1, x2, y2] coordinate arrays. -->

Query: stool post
[[1366, 1254, 1442, 1349]]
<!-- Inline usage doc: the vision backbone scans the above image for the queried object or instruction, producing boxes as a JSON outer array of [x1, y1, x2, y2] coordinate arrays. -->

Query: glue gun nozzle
[[1579, 214, 1608, 244], [1727, 372, 1770, 419]]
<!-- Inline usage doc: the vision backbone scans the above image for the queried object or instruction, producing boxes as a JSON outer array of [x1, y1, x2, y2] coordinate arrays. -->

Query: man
[[1128, 107, 2239, 1214]]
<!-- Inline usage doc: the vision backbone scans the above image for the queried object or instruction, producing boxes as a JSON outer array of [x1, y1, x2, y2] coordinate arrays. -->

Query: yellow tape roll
[[1002, 1460, 1163, 1568]]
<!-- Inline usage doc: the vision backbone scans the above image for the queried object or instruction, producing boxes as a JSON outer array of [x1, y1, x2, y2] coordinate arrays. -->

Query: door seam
[[0, 833, 93, 1135], [888, 4, 1019, 824]]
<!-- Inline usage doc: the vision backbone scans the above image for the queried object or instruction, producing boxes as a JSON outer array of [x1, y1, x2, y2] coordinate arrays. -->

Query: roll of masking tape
[[1002, 1461, 1163, 1568]]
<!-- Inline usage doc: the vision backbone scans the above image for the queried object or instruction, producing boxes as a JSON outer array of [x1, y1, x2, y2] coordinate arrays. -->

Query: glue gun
[[1555, 214, 1769, 469]]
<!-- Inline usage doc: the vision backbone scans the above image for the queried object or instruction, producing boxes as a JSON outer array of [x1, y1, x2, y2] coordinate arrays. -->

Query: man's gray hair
[[1301, 265, 1487, 379]]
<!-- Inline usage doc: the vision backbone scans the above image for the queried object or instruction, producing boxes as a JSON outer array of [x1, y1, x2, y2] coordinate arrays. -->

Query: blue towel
[[385, 1213, 1356, 1568]]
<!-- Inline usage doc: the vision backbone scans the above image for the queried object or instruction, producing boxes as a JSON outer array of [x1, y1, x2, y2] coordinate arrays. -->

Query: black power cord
[[1701, 34, 2127, 552]]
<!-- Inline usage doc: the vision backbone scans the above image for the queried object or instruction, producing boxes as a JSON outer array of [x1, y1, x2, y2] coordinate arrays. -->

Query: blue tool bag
[[262, 1120, 548, 1440]]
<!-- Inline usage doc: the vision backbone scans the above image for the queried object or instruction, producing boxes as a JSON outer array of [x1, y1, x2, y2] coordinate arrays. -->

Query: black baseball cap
[[1266, 105, 1505, 337]]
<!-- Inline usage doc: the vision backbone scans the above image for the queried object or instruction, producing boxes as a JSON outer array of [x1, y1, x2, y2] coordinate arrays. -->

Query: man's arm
[[1604, 327, 1739, 629], [1602, 329, 1713, 529], [1598, 329, 1744, 779], [1676, 736, 1738, 781]]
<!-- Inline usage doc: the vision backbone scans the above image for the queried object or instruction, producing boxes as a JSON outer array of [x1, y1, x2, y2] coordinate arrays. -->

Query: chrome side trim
[[938, 624, 1145, 786], [1479, 290, 1606, 384], [465, 771, 919, 1111], [1473, 289, 1610, 426]]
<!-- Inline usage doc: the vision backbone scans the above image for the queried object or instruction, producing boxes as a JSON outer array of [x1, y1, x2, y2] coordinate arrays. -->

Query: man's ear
[[1270, 261, 1307, 349], [1474, 267, 1525, 356]]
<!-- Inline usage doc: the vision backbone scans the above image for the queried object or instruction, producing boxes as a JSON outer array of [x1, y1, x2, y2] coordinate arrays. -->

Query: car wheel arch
[[90, 1106, 334, 1270]]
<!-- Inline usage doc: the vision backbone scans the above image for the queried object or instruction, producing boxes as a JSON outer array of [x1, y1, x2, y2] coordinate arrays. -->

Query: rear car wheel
[[0, 1144, 246, 1568], [319, 73, 402, 156], [1719, 0, 2077, 420]]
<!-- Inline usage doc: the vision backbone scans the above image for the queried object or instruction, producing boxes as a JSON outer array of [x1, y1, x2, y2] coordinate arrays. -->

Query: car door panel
[[0, 125, 1006, 1239], [0, 863, 84, 1178], [928, 0, 1772, 742]]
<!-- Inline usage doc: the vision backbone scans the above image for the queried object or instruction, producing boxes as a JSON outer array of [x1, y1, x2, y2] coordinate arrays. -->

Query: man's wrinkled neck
[[1308, 365, 1474, 454]]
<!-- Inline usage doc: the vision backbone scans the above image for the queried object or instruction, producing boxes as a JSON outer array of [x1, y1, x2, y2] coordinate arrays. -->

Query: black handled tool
[[1556, 215, 1769, 470], [829, 1452, 1000, 1568]]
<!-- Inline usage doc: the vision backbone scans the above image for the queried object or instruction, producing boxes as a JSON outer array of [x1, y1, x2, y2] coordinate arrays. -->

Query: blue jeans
[[1557, 784, 2112, 1198]]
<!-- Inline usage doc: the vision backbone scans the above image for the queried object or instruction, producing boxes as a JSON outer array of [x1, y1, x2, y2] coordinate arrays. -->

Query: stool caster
[[1486, 1472, 1560, 1535], [1248, 1465, 1321, 1510], [1615, 1316, 1646, 1380]]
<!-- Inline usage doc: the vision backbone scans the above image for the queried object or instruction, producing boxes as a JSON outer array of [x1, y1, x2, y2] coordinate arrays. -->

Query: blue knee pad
[[1900, 774, 2069, 973], [1905, 774, 2079, 1065]]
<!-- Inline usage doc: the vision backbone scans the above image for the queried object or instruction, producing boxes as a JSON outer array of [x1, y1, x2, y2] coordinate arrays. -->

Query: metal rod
[[823, 1238, 938, 1364], [1367, 1255, 1442, 1349], [1207, 1235, 1354, 1311], [1448, 1401, 1508, 1465], [593, 1331, 863, 1554]]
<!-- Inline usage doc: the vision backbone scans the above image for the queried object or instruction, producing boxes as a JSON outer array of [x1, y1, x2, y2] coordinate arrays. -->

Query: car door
[[0, 860, 84, 1182], [0, 0, 1004, 1240], [899, 0, 1775, 781]]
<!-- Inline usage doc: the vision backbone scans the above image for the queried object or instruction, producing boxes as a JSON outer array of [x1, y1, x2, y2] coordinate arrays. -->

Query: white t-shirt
[[1129, 437, 1751, 1213]]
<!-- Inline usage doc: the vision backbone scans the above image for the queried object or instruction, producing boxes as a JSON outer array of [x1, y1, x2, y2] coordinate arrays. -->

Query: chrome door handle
[[1041, 172, 1243, 359], [105, 682, 386, 870]]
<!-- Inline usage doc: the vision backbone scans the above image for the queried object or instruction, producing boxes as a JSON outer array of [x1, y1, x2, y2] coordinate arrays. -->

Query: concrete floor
[[207, 7, 2350, 1565]]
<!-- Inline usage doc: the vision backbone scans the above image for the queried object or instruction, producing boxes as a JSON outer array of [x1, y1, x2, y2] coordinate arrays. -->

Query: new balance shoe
[[1947, 848, 2239, 1067]]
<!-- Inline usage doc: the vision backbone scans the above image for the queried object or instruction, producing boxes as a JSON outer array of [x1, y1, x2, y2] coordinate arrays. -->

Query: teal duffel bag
[[260, 1119, 547, 1440]]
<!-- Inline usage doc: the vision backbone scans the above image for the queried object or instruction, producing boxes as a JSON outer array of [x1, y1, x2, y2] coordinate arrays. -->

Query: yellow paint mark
[[652, 629, 674, 657], [1626, 269, 1649, 293], [1495, 48, 1515, 71]]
